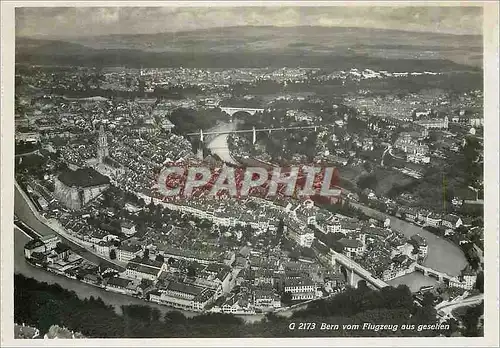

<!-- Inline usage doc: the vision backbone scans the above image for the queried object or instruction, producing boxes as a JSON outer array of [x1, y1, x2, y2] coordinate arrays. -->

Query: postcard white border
[[1, 1, 499, 347]]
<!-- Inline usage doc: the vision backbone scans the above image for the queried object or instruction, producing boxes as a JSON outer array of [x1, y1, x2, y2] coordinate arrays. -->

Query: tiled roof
[[166, 281, 203, 296], [410, 234, 427, 246], [24, 239, 45, 250], [119, 243, 142, 253], [338, 238, 362, 249], [107, 277, 131, 288], [126, 262, 160, 276]]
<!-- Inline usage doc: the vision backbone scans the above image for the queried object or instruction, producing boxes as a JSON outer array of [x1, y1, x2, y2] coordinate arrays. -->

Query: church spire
[[97, 124, 109, 163]]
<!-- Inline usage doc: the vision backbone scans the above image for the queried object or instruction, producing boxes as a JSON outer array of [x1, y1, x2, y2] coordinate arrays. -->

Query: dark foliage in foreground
[[14, 274, 466, 338]]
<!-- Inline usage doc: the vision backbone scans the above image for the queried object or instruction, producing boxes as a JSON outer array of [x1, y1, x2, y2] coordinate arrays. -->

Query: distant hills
[[16, 26, 483, 69]]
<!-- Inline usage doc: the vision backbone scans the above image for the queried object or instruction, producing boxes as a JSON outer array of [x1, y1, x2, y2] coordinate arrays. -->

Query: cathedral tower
[[97, 124, 109, 163]]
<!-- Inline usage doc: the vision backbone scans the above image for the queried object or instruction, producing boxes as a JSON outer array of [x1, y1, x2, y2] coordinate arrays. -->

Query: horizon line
[[15, 24, 483, 40]]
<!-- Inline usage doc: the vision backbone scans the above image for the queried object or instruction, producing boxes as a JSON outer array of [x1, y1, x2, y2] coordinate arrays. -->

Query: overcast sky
[[16, 6, 483, 38]]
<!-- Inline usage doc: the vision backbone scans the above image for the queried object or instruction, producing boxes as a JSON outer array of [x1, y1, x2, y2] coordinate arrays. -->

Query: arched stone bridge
[[219, 106, 265, 116]]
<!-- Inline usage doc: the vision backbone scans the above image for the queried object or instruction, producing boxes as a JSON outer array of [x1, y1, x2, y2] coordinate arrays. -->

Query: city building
[[124, 261, 165, 281], [407, 152, 430, 164], [117, 243, 142, 262], [253, 289, 281, 309], [16, 131, 40, 143], [24, 239, 46, 259], [150, 281, 208, 310], [286, 220, 315, 247], [40, 234, 60, 250], [192, 289, 216, 311], [88, 125, 125, 178], [124, 257, 167, 280], [401, 207, 417, 222], [83, 274, 100, 286], [220, 293, 253, 314], [338, 238, 364, 257], [442, 214, 463, 230], [149, 290, 192, 310], [326, 221, 342, 234], [94, 240, 114, 256], [105, 277, 134, 295], [340, 221, 361, 235], [46, 243, 71, 264], [469, 117, 484, 127], [415, 116, 449, 129], [449, 267, 477, 290], [410, 234, 428, 257], [426, 213, 442, 227], [163, 281, 203, 300], [120, 221, 137, 237], [361, 225, 391, 239], [382, 254, 415, 281], [284, 277, 316, 301], [394, 132, 430, 155]]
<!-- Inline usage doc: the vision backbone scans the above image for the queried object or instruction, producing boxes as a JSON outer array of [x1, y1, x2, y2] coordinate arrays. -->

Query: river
[[387, 272, 440, 293], [350, 202, 468, 277], [15, 184, 123, 271], [14, 228, 199, 318], [14, 185, 266, 322], [14, 121, 466, 318], [14, 226, 267, 322], [206, 122, 239, 165], [205, 124, 468, 291]]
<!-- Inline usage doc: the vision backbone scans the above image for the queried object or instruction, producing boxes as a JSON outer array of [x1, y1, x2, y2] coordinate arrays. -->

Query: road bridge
[[220, 106, 264, 116], [329, 249, 389, 289], [188, 125, 324, 148], [435, 294, 483, 314], [188, 125, 325, 160], [412, 263, 455, 282]]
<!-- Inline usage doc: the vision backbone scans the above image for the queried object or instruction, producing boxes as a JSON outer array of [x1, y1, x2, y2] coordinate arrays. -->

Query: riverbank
[[387, 271, 440, 293], [15, 228, 272, 322], [14, 228, 197, 318], [206, 122, 239, 165], [350, 201, 468, 277], [207, 126, 468, 291], [15, 181, 125, 271], [14, 180, 325, 322]]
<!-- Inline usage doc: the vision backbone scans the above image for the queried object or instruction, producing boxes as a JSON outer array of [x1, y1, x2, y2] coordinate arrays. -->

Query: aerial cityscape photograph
[[3, 2, 498, 344]]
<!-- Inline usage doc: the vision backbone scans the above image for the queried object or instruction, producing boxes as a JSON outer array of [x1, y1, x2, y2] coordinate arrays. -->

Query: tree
[[164, 310, 187, 323], [143, 248, 150, 259], [141, 278, 153, 287], [331, 241, 344, 253], [109, 249, 116, 260], [288, 250, 300, 261], [187, 266, 196, 278], [442, 318, 460, 337], [421, 292, 436, 307], [281, 292, 293, 306], [155, 254, 165, 263], [461, 302, 484, 337], [474, 271, 484, 293], [264, 312, 284, 323], [300, 247, 315, 259]]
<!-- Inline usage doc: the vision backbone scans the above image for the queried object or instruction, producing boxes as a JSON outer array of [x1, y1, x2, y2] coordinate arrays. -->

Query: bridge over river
[[349, 202, 468, 277], [330, 249, 389, 289], [204, 123, 469, 290]]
